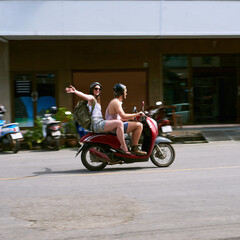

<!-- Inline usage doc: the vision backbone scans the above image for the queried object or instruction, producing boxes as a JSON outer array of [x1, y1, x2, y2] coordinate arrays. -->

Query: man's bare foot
[[118, 148, 131, 155]]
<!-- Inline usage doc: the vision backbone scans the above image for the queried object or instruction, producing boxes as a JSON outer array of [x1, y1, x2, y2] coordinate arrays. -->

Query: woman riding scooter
[[65, 82, 130, 154]]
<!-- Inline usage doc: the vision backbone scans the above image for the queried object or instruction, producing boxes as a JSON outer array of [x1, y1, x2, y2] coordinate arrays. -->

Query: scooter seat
[[2, 123, 19, 127]]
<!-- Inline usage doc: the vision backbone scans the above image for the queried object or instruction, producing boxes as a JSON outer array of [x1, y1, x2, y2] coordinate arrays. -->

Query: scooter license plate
[[51, 131, 61, 136], [10, 132, 23, 139], [161, 125, 173, 133]]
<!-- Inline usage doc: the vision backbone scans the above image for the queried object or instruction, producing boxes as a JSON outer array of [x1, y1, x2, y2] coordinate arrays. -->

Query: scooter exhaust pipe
[[89, 148, 123, 165], [89, 148, 110, 163]]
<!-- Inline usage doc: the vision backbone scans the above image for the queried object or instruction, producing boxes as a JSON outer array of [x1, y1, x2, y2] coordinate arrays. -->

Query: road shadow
[[0, 147, 79, 154], [30, 165, 157, 178], [26, 147, 79, 153], [0, 152, 17, 155]]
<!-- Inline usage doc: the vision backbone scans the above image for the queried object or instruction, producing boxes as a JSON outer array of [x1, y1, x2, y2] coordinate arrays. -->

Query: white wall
[[0, 1, 161, 38], [0, 1, 240, 38], [161, 1, 240, 37]]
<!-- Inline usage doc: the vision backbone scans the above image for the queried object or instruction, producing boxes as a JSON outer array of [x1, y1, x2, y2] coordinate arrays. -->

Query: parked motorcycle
[[41, 106, 61, 150], [0, 105, 23, 153], [148, 101, 173, 137], [75, 102, 175, 171]]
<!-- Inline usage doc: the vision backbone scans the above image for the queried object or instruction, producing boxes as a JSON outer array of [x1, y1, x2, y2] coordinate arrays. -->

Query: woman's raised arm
[[65, 85, 94, 102]]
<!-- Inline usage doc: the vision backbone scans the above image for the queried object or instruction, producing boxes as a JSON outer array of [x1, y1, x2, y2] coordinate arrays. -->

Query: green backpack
[[73, 99, 96, 130]]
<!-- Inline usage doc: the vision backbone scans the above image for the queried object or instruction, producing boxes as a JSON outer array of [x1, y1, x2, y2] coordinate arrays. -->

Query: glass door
[[162, 55, 191, 124], [14, 73, 56, 128], [163, 54, 238, 125], [14, 74, 34, 127], [36, 74, 56, 119], [191, 55, 237, 124]]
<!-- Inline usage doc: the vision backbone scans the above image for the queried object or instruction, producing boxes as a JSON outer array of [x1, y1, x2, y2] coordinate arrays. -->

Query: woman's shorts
[[91, 118, 106, 133], [92, 118, 128, 134]]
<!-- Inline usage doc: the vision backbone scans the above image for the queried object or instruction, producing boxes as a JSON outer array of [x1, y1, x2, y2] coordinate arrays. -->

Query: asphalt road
[[1, 141, 240, 240]]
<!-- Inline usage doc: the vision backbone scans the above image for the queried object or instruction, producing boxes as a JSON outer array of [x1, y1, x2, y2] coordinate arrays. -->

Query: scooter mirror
[[65, 111, 72, 115], [142, 101, 145, 112], [156, 101, 162, 106]]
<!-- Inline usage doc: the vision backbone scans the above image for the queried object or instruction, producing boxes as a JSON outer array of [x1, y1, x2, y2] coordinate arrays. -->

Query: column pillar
[[0, 39, 11, 122]]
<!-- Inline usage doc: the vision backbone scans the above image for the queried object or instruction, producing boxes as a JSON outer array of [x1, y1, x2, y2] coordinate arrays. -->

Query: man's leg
[[126, 122, 142, 146], [126, 122, 146, 155], [104, 120, 130, 154]]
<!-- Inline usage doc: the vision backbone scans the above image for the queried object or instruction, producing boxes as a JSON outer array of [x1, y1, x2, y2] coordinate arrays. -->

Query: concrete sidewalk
[[171, 124, 240, 143]]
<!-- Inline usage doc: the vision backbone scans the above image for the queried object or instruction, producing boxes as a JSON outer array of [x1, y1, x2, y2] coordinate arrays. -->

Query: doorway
[[192, 68, 237, 124], [163, 54, 238, 124], [13, 73, 56, 127], [72, 70, 148, 114]]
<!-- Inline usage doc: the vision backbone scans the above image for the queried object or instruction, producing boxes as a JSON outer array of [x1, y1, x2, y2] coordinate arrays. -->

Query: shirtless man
[[105, 83, 147, 155]]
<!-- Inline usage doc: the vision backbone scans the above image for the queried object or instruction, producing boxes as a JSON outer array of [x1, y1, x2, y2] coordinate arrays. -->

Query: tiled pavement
[[172, 124, 240, 143]]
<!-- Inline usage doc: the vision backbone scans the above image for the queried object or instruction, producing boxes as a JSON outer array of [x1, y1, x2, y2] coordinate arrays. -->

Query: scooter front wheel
[[81, 144, 107, 171], [150, 143, 175, 167]]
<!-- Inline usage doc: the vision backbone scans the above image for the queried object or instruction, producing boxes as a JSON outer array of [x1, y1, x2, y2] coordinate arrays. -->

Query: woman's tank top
[[88, 102, 103, 118]]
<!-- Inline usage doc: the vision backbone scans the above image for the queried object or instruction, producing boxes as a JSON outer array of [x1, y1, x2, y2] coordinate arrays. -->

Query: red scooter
[[75, 103, 175, 171]]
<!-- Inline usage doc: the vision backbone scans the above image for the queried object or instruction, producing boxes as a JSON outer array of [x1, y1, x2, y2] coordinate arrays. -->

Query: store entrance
[[72, 70, 148, 114], [163, 54, 239, 125], [192, 68, 237, 124]]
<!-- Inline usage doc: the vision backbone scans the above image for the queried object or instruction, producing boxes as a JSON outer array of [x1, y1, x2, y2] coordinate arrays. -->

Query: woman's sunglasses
[[94, 87, 102, 91]]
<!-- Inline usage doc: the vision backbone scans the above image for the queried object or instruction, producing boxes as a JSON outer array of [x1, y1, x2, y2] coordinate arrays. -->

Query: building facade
[[1, 1, 240, 127]]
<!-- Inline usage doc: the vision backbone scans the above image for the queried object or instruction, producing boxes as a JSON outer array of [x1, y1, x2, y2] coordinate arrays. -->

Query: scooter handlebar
[[136, 114, 146, 123]]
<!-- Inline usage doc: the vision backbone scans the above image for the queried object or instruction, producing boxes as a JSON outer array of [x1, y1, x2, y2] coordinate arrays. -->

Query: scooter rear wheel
[[11, 139, 20, 153], [0, 140, 3, 152], [150, 143, 175, 167], [46, 136, 60, 151], [81, 144, 107, 171]]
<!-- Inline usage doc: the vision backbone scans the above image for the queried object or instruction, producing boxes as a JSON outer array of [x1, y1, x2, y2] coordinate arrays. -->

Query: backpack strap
[[90, 98, 96, 115], [89, 98, 97, 131]]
